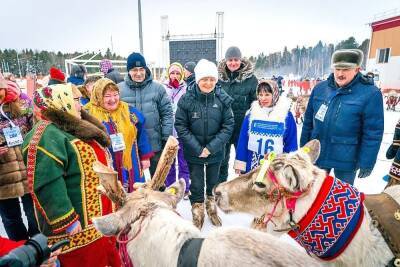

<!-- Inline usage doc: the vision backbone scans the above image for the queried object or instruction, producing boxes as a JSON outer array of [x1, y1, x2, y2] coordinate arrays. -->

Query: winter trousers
[[149, 150, 162, 178], [219, 142, 237, 183], [189, 162, 221, 204], [325, 168, 357, 185], [165, 141, 190, 192], [0, 193, 39, 241]]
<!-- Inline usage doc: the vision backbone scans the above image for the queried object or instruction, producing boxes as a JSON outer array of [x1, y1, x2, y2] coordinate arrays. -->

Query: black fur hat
[[331, 49, 363, 69]]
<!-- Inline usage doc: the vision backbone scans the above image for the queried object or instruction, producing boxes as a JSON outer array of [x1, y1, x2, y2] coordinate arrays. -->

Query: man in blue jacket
[[300, 49, 384, 184]]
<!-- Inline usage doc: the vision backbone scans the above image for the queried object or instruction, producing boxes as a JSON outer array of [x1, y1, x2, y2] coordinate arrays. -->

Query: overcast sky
[[1, 0, 399, 66]]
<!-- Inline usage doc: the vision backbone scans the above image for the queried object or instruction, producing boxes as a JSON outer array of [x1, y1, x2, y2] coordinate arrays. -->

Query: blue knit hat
[[127, 52, 147, 71]]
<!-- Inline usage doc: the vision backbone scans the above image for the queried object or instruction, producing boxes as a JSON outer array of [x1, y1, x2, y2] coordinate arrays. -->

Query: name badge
[[110, 133, 126, 152], [3, 126, 23, 147], [315, 104, 328, 122]]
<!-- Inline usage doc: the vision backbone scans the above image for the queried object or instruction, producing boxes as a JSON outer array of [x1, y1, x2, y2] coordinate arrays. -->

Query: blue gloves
[[358, 168, 372, 178]]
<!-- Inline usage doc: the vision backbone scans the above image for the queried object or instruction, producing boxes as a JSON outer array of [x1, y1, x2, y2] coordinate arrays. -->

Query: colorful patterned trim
[[71, 139, 103, 226], [48, 225, 102, 254], [52, 211, 80, 234], [288, 176, 365, 260], [26, 121, 52, 224]]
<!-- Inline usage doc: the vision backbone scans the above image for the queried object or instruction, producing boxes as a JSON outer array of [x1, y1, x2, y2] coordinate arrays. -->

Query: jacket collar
[[41, 108, 110, 147], [218, 57, 254, 83]]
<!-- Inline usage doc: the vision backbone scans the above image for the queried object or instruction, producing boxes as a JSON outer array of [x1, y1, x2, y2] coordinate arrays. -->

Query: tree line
[[0, 36, 369, 78], [249, 36, 370, 79]]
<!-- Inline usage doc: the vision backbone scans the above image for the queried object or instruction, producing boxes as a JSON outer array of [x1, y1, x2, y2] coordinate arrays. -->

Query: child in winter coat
[[234, 79, 298, 174], [163, 62, 190, 198], [175, 59, 234, 230]]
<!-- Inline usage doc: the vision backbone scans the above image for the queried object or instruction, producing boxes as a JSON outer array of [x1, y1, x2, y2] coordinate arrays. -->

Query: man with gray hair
[[218, 46, 258, 183], [300, 49, 384, 184]]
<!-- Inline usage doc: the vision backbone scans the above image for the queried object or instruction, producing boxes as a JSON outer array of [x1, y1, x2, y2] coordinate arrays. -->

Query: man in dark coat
[[217, 46, 258, 183], [118, 52, 173, 177], [300, 49, 384, 184]]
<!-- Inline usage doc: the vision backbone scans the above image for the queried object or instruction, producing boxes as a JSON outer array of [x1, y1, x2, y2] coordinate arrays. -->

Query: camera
[[0, 234, 68, 267]]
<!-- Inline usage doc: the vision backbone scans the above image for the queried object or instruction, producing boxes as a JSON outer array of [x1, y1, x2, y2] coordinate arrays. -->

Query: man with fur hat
[[218, 46, 258, 183], [118, 52, 173, 177], [300, 49, 384, 184]]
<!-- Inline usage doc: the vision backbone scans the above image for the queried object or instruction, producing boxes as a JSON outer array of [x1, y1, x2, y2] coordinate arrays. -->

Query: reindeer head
[[215, 140, 324, 222], [92, 178, 186, 236]]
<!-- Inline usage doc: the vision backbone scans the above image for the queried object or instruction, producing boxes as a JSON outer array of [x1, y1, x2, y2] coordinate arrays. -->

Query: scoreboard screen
[[169, 39, 216, 65]]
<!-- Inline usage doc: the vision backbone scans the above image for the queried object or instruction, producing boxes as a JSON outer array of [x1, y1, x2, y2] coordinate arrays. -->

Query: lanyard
[[0, 104, 16, 128]]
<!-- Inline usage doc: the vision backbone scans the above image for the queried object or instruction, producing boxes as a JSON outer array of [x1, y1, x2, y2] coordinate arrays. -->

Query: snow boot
[[205, 196, 222, 226], [191, 202, 205, 229]]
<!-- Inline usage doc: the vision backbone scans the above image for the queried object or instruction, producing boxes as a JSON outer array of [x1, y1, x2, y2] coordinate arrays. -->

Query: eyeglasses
[[170, 72, 181, 75]]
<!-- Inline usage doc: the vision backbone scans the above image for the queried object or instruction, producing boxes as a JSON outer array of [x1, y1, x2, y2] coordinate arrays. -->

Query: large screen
[[169, 39, 216, 64]]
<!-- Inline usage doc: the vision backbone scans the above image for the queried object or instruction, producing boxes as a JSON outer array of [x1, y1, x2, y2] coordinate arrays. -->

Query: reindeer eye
[[272, 161, 285, 170]]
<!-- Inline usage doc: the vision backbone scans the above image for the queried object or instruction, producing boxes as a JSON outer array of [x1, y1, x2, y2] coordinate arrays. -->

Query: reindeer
[[91, 162, 322, 267], [214, 140, 400, 267]]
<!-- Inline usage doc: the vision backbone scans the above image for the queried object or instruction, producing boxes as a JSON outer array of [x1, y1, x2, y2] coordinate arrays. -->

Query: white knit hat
[[194, 59, 218, 84]]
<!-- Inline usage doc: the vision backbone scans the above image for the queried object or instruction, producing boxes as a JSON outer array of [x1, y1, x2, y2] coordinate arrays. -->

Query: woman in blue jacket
[[234, 79, 297, 173]]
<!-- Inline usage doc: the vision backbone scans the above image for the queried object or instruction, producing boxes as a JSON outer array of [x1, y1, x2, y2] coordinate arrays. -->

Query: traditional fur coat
[[22, 108, 113, 253]]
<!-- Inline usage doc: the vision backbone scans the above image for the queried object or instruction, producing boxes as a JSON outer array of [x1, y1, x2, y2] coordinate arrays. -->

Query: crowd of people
[[0, 47, 389, 266]]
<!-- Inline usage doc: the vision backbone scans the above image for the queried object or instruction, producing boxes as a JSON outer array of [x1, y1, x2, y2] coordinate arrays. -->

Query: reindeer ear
[[301, 139, 320, 163], [92, 213, 123, 236], [282, 165, 300, 191], [165, 179, 186, 204]]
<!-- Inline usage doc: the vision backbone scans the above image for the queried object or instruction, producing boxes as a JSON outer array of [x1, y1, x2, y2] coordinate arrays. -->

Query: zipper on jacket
[[204, 94, 208, 147]]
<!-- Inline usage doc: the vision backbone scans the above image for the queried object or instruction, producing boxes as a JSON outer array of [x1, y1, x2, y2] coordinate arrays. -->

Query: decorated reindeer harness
[[257, 151, 400, 265]]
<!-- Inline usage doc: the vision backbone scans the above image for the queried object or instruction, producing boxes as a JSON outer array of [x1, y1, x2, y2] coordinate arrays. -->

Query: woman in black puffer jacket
[[175, 59, 234, 230]]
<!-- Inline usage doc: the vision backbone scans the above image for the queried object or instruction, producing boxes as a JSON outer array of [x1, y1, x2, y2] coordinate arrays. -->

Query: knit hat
[[387, 120, 400, 159], [225, 46, 242, 60], [331, 49, 363, 69], [126, 52, 147, 71], [49, 67, 65, 83], [257, 79, 279, 106], [194, 59, 218, 84], [70, 65, 87, 79], [184, 61, 196, 74], [100, 59, 113, 75]]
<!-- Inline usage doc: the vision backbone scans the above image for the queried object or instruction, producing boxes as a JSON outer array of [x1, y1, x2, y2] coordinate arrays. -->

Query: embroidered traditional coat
[[22, 109, 114, 254]]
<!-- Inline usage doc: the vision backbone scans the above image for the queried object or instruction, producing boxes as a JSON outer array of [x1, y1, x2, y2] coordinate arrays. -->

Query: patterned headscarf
[[33, 83, 81, 118], [85, 78, 137, 170], [100, 59, 113, 75], [257, 79, 280, 106]]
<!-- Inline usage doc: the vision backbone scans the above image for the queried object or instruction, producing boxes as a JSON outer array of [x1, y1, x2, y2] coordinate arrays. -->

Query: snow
[[0, 84, 397, 251]]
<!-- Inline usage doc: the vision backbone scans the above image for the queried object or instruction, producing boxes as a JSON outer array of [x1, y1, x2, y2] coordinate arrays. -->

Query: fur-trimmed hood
[[218, 57, 255, 82], [248, 96, 290, 123], [42, 108, 110, 147]]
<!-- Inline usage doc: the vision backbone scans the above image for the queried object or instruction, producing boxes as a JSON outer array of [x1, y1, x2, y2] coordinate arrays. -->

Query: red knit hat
[[49, 67, 65, 83]]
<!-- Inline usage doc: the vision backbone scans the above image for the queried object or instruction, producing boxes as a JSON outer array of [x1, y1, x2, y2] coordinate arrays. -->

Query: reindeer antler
[[147, 136, 179, 190], [93, 161, 126, 207]]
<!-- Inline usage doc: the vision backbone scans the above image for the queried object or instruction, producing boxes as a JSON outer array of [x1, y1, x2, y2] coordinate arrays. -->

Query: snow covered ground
[[0, 85, 397, 252]]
